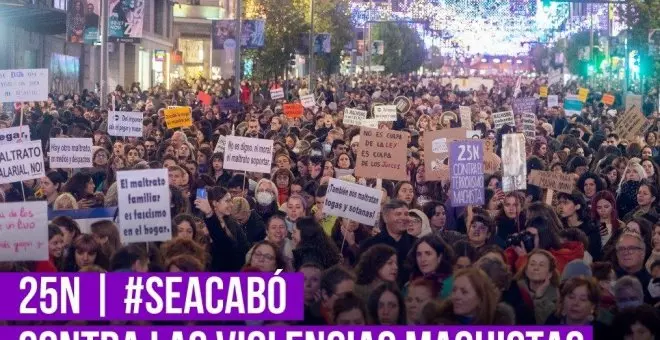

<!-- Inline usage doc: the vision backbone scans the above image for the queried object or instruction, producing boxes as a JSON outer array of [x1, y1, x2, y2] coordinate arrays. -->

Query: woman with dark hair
[[51, 215, 81, 257], [332, 292, 368, 325], [558, 190, 602, 261], [600, 165, 620, 191], [495, 192, 526, 241], [406, 234, 454, 298], [194, 186, 249, 272], [292, 216, 341, 270], [545, 277, 608, 337], [172, 213, 198, 241], [590, 191, 623, 247], [210, 153, 231, 187], [35, 225, 65, 272], [394, 181, 417, 209], [330, 217, 371, 267], [39, 171, 67, 208], [640, 158, 660, 187], [63, 172, 101, 208], [577, 172, 604, 207], [413, 166, 445, 207], [246, 240, 287, 272], [64, 234, 110, 272], [422, 201, 448, 232], [354, 245, 398, 301], [367, 283, 407, 325], [611, 304, 660, 340]]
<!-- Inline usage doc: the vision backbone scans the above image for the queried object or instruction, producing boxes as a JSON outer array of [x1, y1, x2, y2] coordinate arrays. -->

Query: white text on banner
[[107, 111, 144, 137], [0, 140, 45, 184], [0, 201, 48, 262], [223, 136, 274, 173], [0, 68, 49, 102], [49, 138, 93, 168], [117, 169, 172, 243], [323, 178, 382, 226]]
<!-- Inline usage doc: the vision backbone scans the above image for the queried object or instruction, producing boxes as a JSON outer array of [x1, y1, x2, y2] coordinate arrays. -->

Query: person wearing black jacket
[[195, 186, 249, 272], [558, 190, 602, 261]]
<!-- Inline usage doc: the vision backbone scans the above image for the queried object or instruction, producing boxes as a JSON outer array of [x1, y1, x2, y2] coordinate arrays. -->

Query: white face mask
[[256, 191, 275, 206]]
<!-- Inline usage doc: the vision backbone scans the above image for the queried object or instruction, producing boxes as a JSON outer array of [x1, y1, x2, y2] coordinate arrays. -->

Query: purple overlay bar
[[0, 273, 303, 321]]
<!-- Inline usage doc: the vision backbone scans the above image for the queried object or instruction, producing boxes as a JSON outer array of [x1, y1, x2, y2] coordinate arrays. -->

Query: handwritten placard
[[547, 95, 559, 108], [492, 111, 515, 130], [373, 105, 397, 122], [343, 108, 367, 126], [49, 138, 93, 168], [300, 94, 316, 108], [602, 93, 615, 106], [214, 135, 227, 154], [615, 106, 651, 142], [0, 126, 30, 145], [324, 178, 382, 226], [270, 88, 284, 100], [0, 201, 48, 262], [117, 169, 172, 244], [223, 136, 274, 173], [512, 98, 537, 115], [424, 128, 468, 181], [164, 106, 193, 129], [0, 140, 45, 184], [459, 106, 472, 129], [501, 134, 527, 192], [0, 68, 49, 102], [521, 113, 536, 139], [355, 127, 408, 181], [528, 170, 576, 194], [107, 111, 143, 137], [283, 103, 304, 118], [449, 140, 485, 206]]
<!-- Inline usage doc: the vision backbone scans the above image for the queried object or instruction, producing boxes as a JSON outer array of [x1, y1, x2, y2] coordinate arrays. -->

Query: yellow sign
[[164, 106, 193, 129], [539, 86, 548, 98], [578, 88, 589, 103]]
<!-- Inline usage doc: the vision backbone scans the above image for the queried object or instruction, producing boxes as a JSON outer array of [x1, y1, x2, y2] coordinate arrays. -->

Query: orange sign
[[283, 103, 304, 118], [602, 94, 615, 106]]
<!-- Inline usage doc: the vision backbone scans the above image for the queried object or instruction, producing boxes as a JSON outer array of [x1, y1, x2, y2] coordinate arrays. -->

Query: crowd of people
[[2, 73, 660, 339]]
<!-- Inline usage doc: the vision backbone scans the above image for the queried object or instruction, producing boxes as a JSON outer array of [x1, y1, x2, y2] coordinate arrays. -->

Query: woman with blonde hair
[[420, 267, 515, 325], [53, 193, 79, 210], [616, 160, 647, 218]]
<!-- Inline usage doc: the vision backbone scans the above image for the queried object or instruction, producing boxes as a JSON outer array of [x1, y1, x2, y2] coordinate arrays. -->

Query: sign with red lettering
[[0, 201, 48, 262], [283, 103, 304, 118]]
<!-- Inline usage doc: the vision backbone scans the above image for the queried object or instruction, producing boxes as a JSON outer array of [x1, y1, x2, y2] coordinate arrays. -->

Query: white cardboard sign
[[223, 136, 274, 173], [117, 169, 172, 243], [0, 140, 45, 184], [373, 105, 397, 122], [300, 94, 315, 108], [323, 178, 382, 226], [214, 135, 227, 154], [492, 111, 515, 130], [0, 201, 48, 262], [0, 126, 30, 145], [49, 138, 93, 168], [270, 88, 284, 100], [107, 111, 144, 137], [0, 69, 49, 102], [343, 108, 367, 126]]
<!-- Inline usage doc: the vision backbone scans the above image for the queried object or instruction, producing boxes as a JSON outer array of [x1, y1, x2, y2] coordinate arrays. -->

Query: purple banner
[[512, 97, 538, 115], [0, 272, 303, 321], [449, 140, 485, 207], [0, 326, 594, 340]]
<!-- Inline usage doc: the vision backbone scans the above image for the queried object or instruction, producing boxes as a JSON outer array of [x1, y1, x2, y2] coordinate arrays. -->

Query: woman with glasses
[[246, 240, 286, 272]]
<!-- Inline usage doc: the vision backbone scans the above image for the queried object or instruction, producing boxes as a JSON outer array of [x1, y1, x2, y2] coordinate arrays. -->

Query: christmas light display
[[350, 0, 624, 57]]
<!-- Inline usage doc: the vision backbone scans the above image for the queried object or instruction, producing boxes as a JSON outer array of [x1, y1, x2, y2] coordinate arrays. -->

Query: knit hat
[[561, 260, 592, 283]]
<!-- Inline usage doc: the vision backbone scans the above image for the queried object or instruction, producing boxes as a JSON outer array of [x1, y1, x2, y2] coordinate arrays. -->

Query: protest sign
[[0, 126, 30, 145], [0, 140, 44, 185], [601, 93, 615, 106], [424, 128, 468, 181], [626, 94, 642, 113], [539, 86, 548, 98], [393, 96, 412, 114], [164, 106, 192, 129], [355, 128, 408, 181], [300, 94, 315, 108], [220, 97, 242, 111], [223, 136, 274, 173], [117, 169, 171, 244], [361, 118, 379, 129], [323, 178, 382, 226], [0, 201, 48, 262], [449, 140, 484, 207], [512, 98, 537, 115], [563, 95, 583, 116], [107, 111, 143, 137], [547, 95, 559, 108], [521, 113, 536, 139], [373, 105, 397, 122], [283, 103, 304, 118], [49, 207, 118, 234], [466, 130, 481, 139], [270, 88, 284, 100], [548, 68, 562, 86], [49, 138, 93, 168], [615, 106, 651, 142], [0, 69, 49, 102], [197, 91, 212, 106], [343, 108, 367, 126], [214, 135, 227, 154], [577, 88, 589, 103], [492, 111, 515, 130], [459, 106, 472, 129], [501, 134, 527, 192], [528, 170, 576, 194]]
